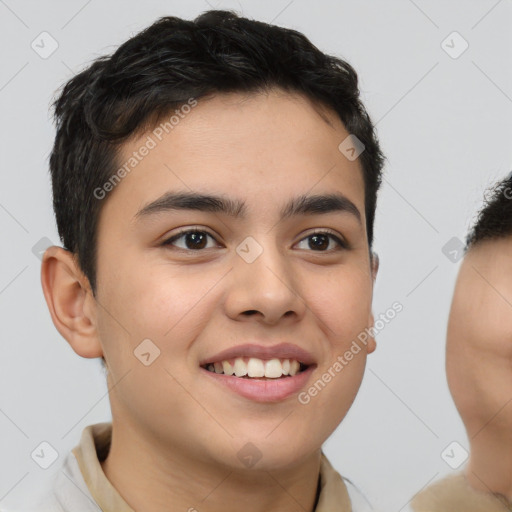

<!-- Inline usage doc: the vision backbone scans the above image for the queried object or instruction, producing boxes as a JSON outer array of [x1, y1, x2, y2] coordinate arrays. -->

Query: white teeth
[[233, 357, 248, 377], [206, 357, 306, 378], [265, 358, 283, 378], [247, 358, 265, 377], [289, 360, 300, 376], [222, 360, 234, 376]]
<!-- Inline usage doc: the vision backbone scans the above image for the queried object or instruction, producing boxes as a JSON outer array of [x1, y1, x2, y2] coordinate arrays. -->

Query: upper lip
[[200, 343, 317, 366]]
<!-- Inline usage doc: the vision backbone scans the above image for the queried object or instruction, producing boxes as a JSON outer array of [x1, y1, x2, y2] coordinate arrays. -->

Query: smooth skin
[[41, 88, 379, 512], [447, 236, 512, 500]]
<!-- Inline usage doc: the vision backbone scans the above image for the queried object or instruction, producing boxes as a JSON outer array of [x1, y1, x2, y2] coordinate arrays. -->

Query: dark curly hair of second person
[[465, 173, 512, 251]]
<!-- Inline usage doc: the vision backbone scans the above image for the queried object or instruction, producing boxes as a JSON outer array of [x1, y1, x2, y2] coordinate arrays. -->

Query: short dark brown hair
[[49, 9, 385, 295]]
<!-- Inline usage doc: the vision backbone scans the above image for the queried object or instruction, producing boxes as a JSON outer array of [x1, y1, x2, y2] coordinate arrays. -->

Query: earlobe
[[40, 246, 103, 359]]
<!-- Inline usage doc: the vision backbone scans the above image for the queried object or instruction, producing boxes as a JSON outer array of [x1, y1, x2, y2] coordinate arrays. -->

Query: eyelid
[[161, 227, 348, 251], [161, 226, 220, 247], [296, 228, 348, 250]]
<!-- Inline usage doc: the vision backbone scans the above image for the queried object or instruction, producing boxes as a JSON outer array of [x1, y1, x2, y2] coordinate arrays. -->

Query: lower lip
[[200, 366, 315, 403]]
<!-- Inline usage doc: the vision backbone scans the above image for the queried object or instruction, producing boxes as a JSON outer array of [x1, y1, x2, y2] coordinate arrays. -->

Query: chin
[[223, 434, 320, 473]]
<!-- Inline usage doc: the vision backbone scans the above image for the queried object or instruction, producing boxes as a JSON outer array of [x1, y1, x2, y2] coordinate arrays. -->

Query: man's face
[[447, 236, 512, 438], [92, 89, 376, 470]]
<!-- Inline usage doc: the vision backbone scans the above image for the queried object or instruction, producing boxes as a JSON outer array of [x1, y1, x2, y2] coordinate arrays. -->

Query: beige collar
[[72, 422, 352, 511]]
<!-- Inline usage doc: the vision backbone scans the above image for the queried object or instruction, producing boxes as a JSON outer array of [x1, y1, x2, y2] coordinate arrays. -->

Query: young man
[[31, 9, 384, 511], [411, 174, 512, 511]]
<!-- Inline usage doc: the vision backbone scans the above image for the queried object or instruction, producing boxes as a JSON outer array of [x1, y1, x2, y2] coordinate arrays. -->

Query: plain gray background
[[1, 1, 511, 511]]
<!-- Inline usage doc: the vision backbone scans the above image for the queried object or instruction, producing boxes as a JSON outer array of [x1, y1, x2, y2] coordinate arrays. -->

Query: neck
[[100, 420, 323, 512], [466, 429, 512, 501]]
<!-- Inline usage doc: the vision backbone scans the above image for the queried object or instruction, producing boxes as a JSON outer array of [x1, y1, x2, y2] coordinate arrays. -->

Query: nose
[[223, 237, 307, 325]]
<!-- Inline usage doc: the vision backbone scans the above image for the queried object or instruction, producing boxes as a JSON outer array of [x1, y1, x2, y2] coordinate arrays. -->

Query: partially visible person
[[412, 173, 512, 511]]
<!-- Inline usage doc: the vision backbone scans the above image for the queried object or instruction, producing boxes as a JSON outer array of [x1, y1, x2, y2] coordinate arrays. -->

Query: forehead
[[456, 237, 512, 307], [108, 89, 366, 223], [447, 237, 512, 361]]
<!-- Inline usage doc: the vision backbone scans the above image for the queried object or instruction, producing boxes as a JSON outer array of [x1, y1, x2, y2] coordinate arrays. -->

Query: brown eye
[[295, 231, 347, 252], [162, 229, 218, 250]]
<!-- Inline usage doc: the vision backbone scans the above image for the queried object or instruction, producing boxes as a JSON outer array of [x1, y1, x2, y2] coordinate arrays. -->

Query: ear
[[370, 251, 379, 283], [40, 246, 103, 358], [366, 251, 380, 354]]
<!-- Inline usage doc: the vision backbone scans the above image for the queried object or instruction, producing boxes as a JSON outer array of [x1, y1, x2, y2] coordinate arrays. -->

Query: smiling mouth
[[201, 357, 310, 379]]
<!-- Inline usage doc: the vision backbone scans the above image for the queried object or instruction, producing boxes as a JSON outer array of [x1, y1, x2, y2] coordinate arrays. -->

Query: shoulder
[[410, 472, 509, 512], [342, 477, 374, 511], [1, 450, 100, 512], [0, 489, 65, 512], [318, 453, 374, 511]]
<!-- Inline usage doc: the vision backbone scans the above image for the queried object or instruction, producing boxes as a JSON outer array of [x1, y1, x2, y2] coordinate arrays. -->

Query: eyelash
[[161, 227, 348, 252]]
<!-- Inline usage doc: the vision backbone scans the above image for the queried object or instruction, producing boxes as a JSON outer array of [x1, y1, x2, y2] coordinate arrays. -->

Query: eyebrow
[[135, 191, 362, 224]]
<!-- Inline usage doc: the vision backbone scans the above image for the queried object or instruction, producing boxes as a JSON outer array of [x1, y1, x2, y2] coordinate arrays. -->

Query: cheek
[[483, 304, 512, 357], [452, 288, 512, 357], [298, 269, 372, 413], [122, 269, 217, 341], [304, 268, 373, 344], [94, 261, 201, 365], [447, 314, 512, 432]]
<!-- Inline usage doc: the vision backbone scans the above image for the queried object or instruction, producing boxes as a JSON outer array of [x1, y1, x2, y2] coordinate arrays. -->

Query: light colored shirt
[[6, 422, 373, 512], [411, 472, 512, 511]]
